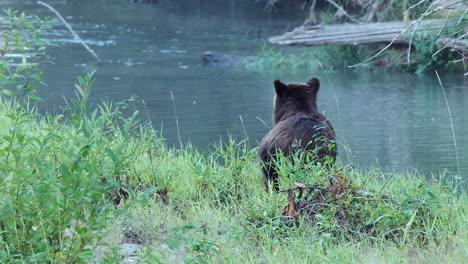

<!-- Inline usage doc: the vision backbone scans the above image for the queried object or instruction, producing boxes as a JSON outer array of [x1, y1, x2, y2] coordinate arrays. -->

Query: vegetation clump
[[280, 170, 456, 243]]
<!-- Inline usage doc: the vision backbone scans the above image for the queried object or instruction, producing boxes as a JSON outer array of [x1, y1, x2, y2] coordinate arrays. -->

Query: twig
[[404, 0, 428, 13], [279, 184, 325, 193], [365, 0, 383, 23], [37, 1, 101, 61], [308, 202, 332, 207], [435, 70, 461, 179], [348, 20, 416, 67], [170, 91, 182, 148], [435, 9, 451, 40], [457, 9, 467, 25], [302, 0, 318, 26], [449, 57, 466, 63], [433, 33, 468, 57], [378, 138, 425, 195], [324, 0, 360, 24]]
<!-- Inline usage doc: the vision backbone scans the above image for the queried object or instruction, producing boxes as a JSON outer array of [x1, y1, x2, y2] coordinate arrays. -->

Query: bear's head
[[273, 77, 320, 124]]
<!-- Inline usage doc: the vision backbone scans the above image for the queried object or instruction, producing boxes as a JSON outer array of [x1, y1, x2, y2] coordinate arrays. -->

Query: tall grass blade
[[316, 59, 350, 162], [435, 70, 461, 185], [170, 91, 182, 148]]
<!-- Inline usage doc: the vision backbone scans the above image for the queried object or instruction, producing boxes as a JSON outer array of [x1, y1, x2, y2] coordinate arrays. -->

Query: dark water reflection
[[5, 0, 468, 181]]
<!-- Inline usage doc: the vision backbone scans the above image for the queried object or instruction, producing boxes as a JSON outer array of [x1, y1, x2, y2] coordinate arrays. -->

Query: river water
[[4, 0, 468, 181]]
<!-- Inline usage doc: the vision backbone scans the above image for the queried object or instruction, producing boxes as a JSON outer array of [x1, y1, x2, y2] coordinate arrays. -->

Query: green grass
[[1, 6, 466, 263], [0, 74, 467, 263]]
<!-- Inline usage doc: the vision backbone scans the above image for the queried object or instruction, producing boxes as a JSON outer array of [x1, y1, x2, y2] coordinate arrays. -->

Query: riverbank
[[254, 0, 467, 73], [0, 77, 466, 263]]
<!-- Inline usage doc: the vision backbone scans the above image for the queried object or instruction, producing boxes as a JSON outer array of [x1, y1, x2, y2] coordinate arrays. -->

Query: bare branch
[[348, 19, 421, 68], [404, 0, 429, 14], [434, 34, 468, 56], [324, 0, 360, 24], [37, 1, 101, 61]]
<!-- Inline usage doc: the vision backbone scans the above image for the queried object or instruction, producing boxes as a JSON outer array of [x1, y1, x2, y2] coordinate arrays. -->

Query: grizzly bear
[[258, 77, 337, 191]]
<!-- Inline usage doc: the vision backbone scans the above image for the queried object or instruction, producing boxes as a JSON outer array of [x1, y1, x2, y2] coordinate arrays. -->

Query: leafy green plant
[[0, 70, 131, 262], [0, 13, 146, 256], [0, 8, 55, 103], [166, 225, 220, 264]]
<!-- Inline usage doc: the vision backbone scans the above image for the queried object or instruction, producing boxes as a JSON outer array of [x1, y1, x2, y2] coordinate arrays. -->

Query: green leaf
[[60, 164, 70, 177], [79, 145, 91, 158], [31, 73, 41, 83], [166, 235, 182, 250], [25, 85, 36, 93], [3, 89, 18, 97], [24, 21, 36, 30], [82, 122, 90, 138], [71, 114, 80, 128], [105, 148, 117, 163], [28, 95, 43, 102]]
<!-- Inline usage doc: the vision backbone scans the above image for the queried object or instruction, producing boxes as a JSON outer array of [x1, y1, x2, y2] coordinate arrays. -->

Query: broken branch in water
[[37, 1, 101, 61]]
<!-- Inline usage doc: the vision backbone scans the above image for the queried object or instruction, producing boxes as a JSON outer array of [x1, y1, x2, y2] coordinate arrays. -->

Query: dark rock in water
[[201, 51, 239, 67]]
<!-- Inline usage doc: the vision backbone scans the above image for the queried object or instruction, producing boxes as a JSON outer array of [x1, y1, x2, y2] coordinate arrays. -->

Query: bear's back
[[259, 112, 336, 164]]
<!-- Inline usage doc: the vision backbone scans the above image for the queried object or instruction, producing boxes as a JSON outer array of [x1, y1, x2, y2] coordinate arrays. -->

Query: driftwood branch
[[37, 1, 101, 61]]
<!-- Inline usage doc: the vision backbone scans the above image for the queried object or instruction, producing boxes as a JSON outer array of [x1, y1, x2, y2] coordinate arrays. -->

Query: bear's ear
[[274, 80, 287, 97], [306, 77, 320, 93]]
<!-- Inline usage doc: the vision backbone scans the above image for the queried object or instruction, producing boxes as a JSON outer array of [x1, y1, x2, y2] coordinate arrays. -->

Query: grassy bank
[[0, 74, 466, 263]]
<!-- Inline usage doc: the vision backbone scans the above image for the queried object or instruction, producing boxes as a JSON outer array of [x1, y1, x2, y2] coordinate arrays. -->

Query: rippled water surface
[[5, 0, 468, 181]]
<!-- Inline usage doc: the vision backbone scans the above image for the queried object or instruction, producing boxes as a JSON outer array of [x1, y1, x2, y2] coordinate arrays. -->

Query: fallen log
[[436, 37, 468, 52], [435, 37, 468, 64], [269, 19, 447, 46]]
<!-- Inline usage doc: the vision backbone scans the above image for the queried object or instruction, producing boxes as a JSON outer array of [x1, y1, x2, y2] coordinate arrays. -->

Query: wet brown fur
[[259, 77, 337, 191]]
